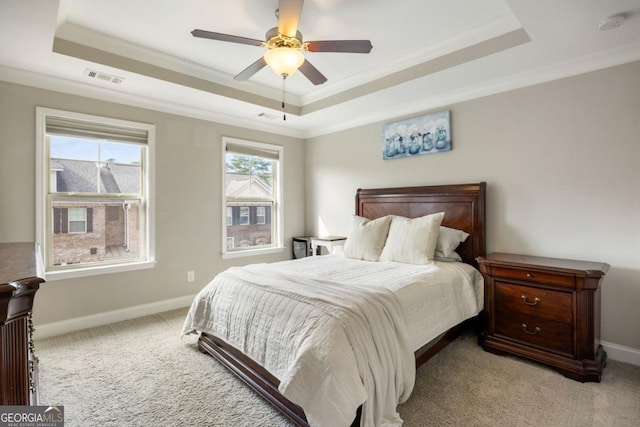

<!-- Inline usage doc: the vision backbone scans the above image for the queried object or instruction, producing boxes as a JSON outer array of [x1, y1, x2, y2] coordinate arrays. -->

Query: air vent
[[257, 112, 281, 120], [84, 69, 124, 84], [598, 14, 626, 31]]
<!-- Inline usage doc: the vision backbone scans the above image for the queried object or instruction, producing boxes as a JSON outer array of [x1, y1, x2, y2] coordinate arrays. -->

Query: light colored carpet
[[36, 309, 640, 426]]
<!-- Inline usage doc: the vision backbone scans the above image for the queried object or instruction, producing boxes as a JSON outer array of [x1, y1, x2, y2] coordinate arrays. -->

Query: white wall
[[304, 60, 640, 354], [0, 81, 306, 329]]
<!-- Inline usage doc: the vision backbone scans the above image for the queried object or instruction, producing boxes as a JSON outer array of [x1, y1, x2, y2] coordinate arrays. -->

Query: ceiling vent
[[84, 68, 124, 84], [598, 14, 626, 31], [257, 112, 281, 120]]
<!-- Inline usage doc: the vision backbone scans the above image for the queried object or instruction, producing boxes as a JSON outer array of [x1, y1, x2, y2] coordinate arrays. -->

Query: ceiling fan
[[191, 0, 373, 86]]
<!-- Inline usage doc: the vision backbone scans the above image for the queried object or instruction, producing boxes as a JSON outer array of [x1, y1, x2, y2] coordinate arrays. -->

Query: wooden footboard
[[198, 332, 309, 426], [198, 316, 477, 427]]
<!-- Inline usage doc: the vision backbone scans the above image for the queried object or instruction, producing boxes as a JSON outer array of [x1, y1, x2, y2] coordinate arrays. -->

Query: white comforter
[[182, 255, 484, 427]]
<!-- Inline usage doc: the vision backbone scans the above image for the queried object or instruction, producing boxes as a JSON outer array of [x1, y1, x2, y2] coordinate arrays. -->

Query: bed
[[183, 182, 486, 426]]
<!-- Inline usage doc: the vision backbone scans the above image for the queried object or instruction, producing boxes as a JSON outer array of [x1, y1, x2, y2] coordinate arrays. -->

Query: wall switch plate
[[187, 271, 195, 282]]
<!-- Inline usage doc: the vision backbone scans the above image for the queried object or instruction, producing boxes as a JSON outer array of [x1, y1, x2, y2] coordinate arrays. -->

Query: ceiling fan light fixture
[[191, 2, 371, 86], [264, 47, 305, 77]]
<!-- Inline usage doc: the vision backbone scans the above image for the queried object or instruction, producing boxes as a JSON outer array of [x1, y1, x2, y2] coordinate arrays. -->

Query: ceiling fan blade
[[306, 40, 373, 54], [191, 29, 264, 47], [278, 0, 304, 38], [298, 59, 327, 85], [234, 57, 268, 81]]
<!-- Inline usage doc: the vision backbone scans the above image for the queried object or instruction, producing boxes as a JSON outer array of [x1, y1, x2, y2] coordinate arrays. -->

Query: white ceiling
[[1, 0, 639, 138]]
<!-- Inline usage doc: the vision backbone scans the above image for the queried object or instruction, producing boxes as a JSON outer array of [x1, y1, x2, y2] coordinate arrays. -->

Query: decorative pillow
[[435, 226, 469, 258], [342, 215, 392, 261], [435, 251, 463, 262], [379, 212, 445, 264]]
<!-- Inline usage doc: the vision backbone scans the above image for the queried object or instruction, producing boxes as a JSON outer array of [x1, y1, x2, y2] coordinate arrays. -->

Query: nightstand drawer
[[491, 266, 575, 288], [495, 313, 573, 355], [495, 282, 572, 323]]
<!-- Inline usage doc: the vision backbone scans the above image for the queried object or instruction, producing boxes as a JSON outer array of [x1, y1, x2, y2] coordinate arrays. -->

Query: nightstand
[[477, 252, 609, 382], [310, 236, 346, 256]]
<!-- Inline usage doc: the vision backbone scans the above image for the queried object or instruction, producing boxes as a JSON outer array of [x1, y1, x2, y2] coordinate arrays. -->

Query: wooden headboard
[[355, 182, 486, 266]]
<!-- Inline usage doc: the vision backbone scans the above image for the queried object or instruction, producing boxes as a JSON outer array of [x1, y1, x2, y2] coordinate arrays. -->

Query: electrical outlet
[[187, 271, 195, 282]]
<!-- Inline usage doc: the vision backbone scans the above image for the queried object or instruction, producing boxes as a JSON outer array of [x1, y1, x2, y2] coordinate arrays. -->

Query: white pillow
[[379, 212, 445, 264], [343, 215, 392, 261], [435, 226, 470, 258]]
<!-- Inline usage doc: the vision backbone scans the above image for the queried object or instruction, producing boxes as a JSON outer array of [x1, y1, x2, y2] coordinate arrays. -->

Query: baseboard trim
[[34, 294, 196, 340], [601, 340, 640, 367]]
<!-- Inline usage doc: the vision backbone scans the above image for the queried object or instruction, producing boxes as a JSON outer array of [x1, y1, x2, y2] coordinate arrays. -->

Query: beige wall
[[2, 61, 638, 354], [305, 61, 640, 351], [0, 81, 306, 326]]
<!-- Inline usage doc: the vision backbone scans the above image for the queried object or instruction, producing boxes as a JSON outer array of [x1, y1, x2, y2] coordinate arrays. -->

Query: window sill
[[222, 246, 285, 259], [45, 260, 156, 281]]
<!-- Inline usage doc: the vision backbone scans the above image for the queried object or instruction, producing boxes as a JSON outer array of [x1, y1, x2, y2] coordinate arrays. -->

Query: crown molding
[[301, 43, 640, 138], [56, 22, 292, 105], [0, 65, 305, 138], [2, 40, 638, 140], [300, 12, 523, 105]]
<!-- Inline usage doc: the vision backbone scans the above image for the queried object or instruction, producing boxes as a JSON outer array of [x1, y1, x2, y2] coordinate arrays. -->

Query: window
[[68, 208, 87, 233], [222, 137, 283, 257], [256, 207, 266, 225], [239, 207, 250, 225], [36, 108, 155, 279]]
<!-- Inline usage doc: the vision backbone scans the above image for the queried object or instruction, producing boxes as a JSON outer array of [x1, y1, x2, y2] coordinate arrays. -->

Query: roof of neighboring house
[[53, 158, 140, 194], [226, 174, 271, 200], [108, 163, 140, 194]]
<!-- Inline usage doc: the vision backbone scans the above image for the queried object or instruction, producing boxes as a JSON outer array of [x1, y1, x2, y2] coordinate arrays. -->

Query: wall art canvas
[[383, 110, 451, 160]]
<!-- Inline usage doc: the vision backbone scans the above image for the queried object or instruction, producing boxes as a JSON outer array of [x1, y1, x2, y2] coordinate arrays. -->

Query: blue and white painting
[[383, 110, 451, 160]]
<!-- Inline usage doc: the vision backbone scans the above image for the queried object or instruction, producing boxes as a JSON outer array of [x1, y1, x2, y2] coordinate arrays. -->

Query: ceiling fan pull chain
[[282, 75, 287, 121]]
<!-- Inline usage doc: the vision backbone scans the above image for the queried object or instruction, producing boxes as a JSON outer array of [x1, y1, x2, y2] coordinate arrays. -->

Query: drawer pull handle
[[526, 273, 533, 278], [521, 295, 541, 306], [522, 323, 541, 335]]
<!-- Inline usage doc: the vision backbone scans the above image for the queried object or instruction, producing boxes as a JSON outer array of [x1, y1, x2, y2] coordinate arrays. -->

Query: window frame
[[221, 136, 284, 259], [36, 107, 156, 280]]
